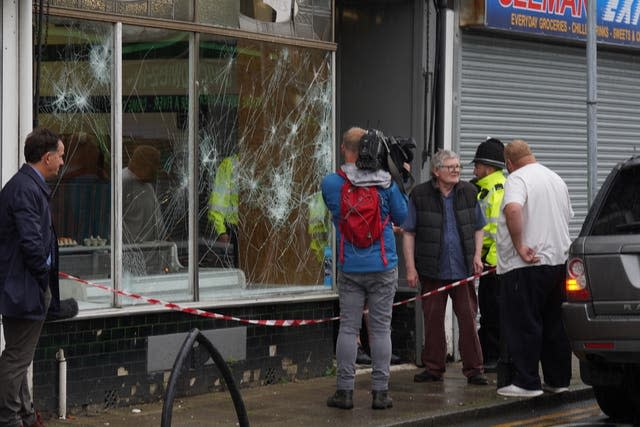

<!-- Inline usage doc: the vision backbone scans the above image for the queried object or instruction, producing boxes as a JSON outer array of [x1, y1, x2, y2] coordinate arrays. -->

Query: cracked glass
[[49, 1, 333, 42], [197, 35, 333, 297], [40, 17, 114, 309], [38, 15, 334, 310]]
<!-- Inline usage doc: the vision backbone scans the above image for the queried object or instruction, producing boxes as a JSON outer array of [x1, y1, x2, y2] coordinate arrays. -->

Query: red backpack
[[337, 170, 389, 266]]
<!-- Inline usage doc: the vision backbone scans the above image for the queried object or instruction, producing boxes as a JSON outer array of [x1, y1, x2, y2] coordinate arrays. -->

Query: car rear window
[[590, 166, 640, 236]]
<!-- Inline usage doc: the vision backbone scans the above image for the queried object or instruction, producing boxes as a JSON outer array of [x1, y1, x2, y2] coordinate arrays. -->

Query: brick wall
[[33, 294, 417, 414], [33, 300, 338, 413]]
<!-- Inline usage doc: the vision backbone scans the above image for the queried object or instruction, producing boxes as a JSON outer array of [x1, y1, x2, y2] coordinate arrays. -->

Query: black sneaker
[[413, 370, 443, 382], [390, 353, 402, 365], [327, 389, 354, 409], [356, 346, 372, 365], [371, 390, 393, 409], [467, 374, 489, 385], [483, 361, 498, 373]]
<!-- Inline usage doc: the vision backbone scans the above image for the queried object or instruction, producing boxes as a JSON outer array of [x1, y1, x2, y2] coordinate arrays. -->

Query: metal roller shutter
[[457, 32, 640, 237]]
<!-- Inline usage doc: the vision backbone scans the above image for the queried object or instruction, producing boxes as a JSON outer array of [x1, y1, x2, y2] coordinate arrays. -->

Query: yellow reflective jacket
[[476, 170, 506, 266], [207, 155, 239, 235], [307, 192, 330, 262]]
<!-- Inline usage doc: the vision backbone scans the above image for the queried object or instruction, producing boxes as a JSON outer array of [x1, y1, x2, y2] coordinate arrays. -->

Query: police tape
[[391, 268, 496, 308], [59, 267, 497, 327]]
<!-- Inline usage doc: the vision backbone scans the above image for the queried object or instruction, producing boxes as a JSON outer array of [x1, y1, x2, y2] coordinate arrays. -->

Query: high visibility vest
[[208, 155, 239, 235], [307, 192, 329, 262], [476, 170, 506, 266]]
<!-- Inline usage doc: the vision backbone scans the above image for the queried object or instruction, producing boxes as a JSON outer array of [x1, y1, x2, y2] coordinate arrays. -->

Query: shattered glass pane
[[39, 17, 114, 309], [48, 1, 333, 42], [197, 35, 333, 294], [37, 13, 334, 310], [119, 25, 192, 305], [238, 0, 333, 41]]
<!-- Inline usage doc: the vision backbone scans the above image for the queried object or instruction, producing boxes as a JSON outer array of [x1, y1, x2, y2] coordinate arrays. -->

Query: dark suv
[[563, 155, 640, 422]]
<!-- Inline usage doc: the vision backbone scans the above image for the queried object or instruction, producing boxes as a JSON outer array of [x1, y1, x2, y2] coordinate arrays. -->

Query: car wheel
[[593, 385, 637, 422]]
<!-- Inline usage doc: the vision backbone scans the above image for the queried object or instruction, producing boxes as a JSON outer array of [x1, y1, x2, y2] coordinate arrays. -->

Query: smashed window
[[197, 36, 333, 295], [40, 18, 114, 309], [38, 15, 334, 310], [48, 0, 333, 42]]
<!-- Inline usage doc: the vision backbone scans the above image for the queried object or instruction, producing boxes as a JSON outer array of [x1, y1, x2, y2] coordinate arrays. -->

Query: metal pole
[[586, 0, 598, 206]]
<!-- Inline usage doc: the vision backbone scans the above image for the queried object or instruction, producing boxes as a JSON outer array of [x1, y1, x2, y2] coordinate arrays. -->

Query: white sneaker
[[542, 383, 569, 394], [497, 384, 544, 398]]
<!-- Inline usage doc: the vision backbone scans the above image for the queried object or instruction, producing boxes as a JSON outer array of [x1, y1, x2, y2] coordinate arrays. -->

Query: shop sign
[[485, 0, 640, 48]]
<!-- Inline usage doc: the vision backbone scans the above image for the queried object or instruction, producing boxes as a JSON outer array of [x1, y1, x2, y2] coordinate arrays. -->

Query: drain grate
[[104, 389, 118, 409], [263, 367, 279, 385]]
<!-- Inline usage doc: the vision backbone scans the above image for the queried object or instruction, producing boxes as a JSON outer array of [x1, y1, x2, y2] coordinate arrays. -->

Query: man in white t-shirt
[[496, 139, 573, 398]]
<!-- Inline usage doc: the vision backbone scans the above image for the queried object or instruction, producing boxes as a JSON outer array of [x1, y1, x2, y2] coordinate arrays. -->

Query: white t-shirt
[[497, 162, 574, 274]]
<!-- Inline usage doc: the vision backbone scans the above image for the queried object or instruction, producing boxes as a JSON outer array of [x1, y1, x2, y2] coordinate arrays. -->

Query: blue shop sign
[[485, 0, 640, 47]]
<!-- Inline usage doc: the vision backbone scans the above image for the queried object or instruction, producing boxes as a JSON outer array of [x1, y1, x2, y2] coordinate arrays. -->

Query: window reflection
[[120, 26, 190, 302], [48, 0, 333, 42], [38, 15, 334, 310], [39, 18, 113, 309], [238, 0, 332, 41], [197, 36, 333, 291]]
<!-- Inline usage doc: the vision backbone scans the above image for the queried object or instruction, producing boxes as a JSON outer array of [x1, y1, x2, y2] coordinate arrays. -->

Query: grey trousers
[[336, 268, 398, 391], [0, 288, 50, 427]]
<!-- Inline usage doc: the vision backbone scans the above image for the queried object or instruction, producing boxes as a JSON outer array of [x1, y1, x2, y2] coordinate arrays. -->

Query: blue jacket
[[0, 164, 60, 320], [321, 170, 408, 273]]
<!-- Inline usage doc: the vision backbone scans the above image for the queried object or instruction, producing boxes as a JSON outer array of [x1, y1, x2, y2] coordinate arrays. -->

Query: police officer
[[471, 137, 506, 372], [208, 154, 239, 267]]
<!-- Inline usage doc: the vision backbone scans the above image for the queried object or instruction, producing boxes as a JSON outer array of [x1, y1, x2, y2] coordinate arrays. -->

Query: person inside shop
[[122, 145, 167, 244], [207, 153, 239, 267]]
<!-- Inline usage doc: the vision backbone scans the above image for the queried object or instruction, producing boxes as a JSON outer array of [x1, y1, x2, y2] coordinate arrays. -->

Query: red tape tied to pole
[[59, 268, 496, 327]]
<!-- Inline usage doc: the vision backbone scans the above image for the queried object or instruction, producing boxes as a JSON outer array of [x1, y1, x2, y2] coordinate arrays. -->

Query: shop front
[[456, 0, 640, 232], [2, 0, 344, 412]]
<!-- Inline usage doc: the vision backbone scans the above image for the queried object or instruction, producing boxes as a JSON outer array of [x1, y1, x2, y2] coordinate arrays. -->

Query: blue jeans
[[336, 268, 398, 391]]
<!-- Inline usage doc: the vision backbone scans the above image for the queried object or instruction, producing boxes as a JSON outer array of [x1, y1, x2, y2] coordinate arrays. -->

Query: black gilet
[[411, 180, 478, 280]]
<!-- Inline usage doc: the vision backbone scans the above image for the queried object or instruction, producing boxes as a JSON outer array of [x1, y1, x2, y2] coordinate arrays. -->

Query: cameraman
[[322, 127, 407, 410]]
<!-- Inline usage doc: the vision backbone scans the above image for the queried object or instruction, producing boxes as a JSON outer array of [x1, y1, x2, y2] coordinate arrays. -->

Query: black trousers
[[499, 264, 572, 390], [478, 269, 500, 364], [0, 317, 44, 427]]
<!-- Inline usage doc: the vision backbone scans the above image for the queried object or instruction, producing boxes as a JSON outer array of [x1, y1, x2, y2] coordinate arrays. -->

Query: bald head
[[342, 127, 366, 163], [342, 127, 366, 152], [505, 139, 536, 172]]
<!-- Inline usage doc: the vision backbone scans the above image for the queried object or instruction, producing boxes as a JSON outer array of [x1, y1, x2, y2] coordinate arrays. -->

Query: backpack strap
[[379, 215, 389, 266], [336, 169, 349, 266]]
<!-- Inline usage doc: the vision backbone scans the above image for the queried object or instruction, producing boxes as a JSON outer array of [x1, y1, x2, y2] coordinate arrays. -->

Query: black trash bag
[[46, 298, 79, 321]]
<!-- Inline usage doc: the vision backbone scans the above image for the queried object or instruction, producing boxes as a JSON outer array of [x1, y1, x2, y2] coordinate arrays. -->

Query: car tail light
[[566, 258, 591, 301], [584, 342, 614, 350]]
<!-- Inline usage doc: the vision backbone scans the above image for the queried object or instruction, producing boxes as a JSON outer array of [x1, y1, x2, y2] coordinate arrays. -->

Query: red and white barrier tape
[[59, 267, 496, 327], [390, 267, 496, 309]]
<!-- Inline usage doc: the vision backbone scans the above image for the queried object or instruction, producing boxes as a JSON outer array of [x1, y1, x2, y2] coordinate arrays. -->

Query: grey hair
[[430, 149, 460, 177]]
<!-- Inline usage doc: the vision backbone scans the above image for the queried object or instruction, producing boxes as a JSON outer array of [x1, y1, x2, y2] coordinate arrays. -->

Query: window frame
[[40, 7, 338, 315]]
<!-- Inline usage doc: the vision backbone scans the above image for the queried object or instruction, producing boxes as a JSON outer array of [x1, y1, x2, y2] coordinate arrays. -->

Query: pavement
[[44, 356, 593, 427]]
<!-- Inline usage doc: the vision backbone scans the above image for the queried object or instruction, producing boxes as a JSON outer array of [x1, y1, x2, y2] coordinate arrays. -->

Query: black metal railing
[[161, 328, 249, 427]]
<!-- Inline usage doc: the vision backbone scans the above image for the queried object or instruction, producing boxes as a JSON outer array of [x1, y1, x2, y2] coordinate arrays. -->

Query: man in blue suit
[[0, 128, 64, 427]]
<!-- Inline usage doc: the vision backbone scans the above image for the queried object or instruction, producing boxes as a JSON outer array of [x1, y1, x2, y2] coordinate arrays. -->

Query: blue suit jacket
[[0, 164, 60, 320]]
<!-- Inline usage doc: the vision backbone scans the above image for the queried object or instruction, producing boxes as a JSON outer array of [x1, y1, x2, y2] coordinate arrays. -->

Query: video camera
[[356, 128, 416, 192]]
